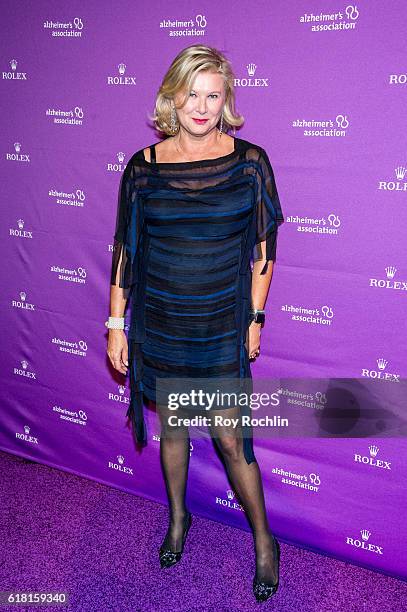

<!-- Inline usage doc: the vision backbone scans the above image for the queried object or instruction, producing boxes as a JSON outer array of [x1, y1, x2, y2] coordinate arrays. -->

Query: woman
[[107, 44, 284, 603]]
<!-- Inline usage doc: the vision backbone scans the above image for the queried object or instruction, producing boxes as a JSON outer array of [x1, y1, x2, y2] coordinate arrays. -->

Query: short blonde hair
[[149, 44, 244, 136]]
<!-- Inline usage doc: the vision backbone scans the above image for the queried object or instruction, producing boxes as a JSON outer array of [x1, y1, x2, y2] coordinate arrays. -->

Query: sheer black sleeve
[[252, 147, 285, 274], [110, 158, 137, 296]]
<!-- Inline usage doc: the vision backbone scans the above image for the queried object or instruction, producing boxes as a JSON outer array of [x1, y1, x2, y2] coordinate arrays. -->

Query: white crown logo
[[376, 358, 388, 370], [18, 219, 24, 229], [395, 166, 406, 180], [385, 266, 396, 279], [24, 425, 30, 434], [117, 151, 125, 164], [10, 59, 17, 70], [21, 360, 28, 370], [14, 142, 21, 152], [247, 63, 257, 76], [369, 445, 379, 457], [118, 63, 126, 75], [119, 385, 126, 395], [20, 291, 26, 301], [117, 455, 125, 464], [226, 489, 235, 500], [360, 529, 371, 541]]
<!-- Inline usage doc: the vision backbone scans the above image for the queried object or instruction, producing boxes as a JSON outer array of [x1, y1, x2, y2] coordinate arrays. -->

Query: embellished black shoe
[[159, 512, 192, 569], [253, 536, 280, 602]]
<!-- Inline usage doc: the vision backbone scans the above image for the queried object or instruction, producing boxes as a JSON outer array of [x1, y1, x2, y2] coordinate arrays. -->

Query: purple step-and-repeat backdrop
[[1, 0, 406, 580]]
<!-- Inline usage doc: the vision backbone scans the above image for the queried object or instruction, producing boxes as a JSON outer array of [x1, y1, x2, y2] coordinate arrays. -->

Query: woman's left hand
[[248, 321, 262, 359]]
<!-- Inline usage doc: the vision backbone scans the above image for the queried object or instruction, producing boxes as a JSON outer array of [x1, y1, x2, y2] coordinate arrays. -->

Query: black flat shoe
[[159, 512, 192, 569], [253, 536, 280, 602]]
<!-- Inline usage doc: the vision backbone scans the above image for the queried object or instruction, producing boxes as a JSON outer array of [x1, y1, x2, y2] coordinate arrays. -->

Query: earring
[[170, 105, 177, 133], [218, 111, 224, 136]]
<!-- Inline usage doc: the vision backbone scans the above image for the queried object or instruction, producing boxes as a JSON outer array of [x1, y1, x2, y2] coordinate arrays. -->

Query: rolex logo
[[12, 290, 34, 311], [14, 142, 21, 152], [108, 454, 133, 474], [21, 360, 28, 370], [395, 166, 406, 180], [10, 59, 17, 70], [368, 445, 379, 458], [119, 385, 126, 395], [235, 63, 268, 88], [16, 424, 38, 444], [378, 164, 407, 191], [385, 266, 396, 279], [215, 488, 243, 511], [369, 265, 407, 291], [376, 358, 388, 370], [18, 219, 24, 229], [360, 529, 371, 541], [362, 357, 399, 381], [108, 64, 136, 86], [354, 445, 391, 470], [117, 152, 125, 164]]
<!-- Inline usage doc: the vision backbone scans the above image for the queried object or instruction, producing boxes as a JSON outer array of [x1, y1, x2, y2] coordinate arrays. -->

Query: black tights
[[158, 405, 279, 583]]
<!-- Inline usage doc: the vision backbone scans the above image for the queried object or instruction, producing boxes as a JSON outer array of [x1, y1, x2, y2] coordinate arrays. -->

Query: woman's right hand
[[107, 329, 129, 375]]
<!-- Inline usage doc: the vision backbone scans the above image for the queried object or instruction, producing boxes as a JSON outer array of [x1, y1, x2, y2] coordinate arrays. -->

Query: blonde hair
[[149, 44, 244, 137]]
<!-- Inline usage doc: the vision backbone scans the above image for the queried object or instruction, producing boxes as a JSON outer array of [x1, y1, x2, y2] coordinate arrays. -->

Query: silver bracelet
[[105, 316, 125, 329]]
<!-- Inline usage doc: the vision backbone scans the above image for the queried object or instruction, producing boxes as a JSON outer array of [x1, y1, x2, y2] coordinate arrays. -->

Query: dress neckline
[[141, 136, 239, 168]]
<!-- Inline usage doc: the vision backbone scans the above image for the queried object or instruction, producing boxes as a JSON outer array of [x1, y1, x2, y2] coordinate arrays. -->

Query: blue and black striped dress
[[111, 136, 284, 464]]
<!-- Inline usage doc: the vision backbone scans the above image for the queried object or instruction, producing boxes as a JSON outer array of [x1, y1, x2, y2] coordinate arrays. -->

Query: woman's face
[[174, 70, 225, 136]]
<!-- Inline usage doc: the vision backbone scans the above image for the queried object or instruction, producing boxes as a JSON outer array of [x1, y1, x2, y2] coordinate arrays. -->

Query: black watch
[[249, 309, 265, 327]]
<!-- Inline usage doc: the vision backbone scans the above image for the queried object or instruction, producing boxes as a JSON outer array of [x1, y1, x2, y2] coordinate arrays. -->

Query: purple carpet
[[0, 450, 405, 612]]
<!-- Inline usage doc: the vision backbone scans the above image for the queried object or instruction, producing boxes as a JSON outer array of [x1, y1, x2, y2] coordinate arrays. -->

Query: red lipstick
[[192, 118, 208, 124]]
